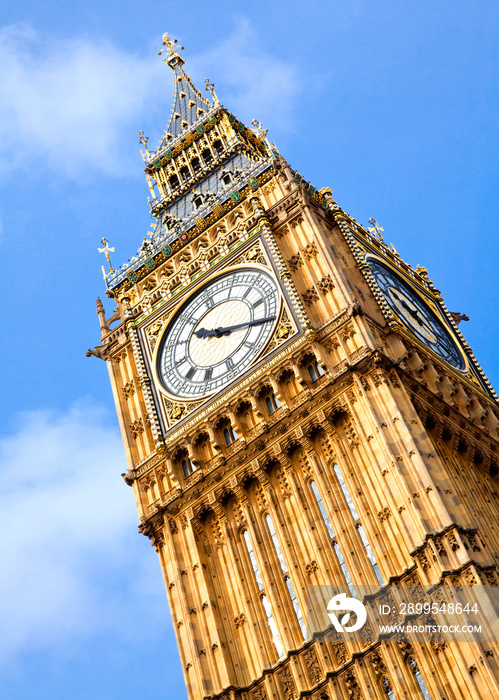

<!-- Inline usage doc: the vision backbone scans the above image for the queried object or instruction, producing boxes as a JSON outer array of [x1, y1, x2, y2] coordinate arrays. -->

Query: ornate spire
[[158, 34, 213, 145]]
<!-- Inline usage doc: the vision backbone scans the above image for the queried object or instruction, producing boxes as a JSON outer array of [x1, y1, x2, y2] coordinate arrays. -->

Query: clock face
[[157, 268, 280, 399], [368, 258, 465, 370]]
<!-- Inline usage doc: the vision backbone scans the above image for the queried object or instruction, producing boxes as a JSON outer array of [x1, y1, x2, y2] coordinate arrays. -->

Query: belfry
[[89, 35, 499, 700]]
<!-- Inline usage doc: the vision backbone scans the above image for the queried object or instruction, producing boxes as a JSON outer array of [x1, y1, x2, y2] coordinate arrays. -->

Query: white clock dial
[[157, 268, 280, 399]]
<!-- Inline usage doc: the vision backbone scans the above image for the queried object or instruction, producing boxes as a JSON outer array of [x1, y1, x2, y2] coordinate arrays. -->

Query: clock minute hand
[[194, 316, 275, 339]]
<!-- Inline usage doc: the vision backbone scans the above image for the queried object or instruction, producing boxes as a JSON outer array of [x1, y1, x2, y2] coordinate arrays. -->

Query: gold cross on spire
[[205, 77, 219, 105], [368, 218, 384, 241], [139, 130, 149, 148], [159, 33, 184, 59], [98, 237, 115, 273]]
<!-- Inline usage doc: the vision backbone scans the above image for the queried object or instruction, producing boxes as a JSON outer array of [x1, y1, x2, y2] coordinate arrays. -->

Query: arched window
[[310, 480, 355, 596], [409, 658, 432, 700], [223, 425, 238, 446], [265, 393, 281, 415], [333, 464, 384, 586], [382, 677, 397, 700], [265, 514, 307, 640], [308, 361, 325, 382], [180, 166, 190, 182], [193, 195, 203, 209], [213, 140, 223, 156], [221, 172, 232, 186], [169, 174, 179, 190], [201, 148, 213, 164], [242, 530, 283, 657], [181, 458, 196, 477], [191, 157, 200, 173]]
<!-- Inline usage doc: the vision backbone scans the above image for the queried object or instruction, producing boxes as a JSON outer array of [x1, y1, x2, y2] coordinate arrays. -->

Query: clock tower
[[89, 36, 499, 700]]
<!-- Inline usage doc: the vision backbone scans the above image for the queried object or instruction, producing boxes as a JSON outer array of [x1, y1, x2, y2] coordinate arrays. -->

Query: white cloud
[[189, 18, 302, 133], [0, 21, 303, 178], [0, 400, 167, 663], [0, 24, 165, 177]]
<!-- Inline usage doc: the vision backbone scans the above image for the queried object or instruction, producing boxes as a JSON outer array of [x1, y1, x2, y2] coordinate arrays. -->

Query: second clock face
[[157, 268, 279, 399], [368, 258, 465, 370]]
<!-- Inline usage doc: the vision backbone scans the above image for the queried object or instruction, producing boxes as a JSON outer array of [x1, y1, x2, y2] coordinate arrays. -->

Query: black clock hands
[[194, 316, 276, 339], [392, 290, 429, 329]]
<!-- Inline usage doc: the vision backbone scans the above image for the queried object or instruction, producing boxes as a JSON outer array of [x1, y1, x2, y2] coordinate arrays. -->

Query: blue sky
[[1, 2, 498, 698]]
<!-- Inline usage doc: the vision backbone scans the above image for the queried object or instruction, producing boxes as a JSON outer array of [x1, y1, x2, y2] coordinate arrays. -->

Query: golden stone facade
[[90, 38, 499, 700]]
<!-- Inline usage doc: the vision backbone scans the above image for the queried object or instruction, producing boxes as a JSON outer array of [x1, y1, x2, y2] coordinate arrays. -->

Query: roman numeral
[[204, 369, 213, 381], [186, 367, 195, 380], [226, 358, 234, 370], [253, 298, 263, 307]]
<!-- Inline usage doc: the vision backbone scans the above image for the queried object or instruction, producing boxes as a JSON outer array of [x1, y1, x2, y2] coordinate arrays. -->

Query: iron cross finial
[[367, 218, 384, 241], [205, 78, 219, 105], [139, 130, 149, 148], [98, 237, 115, 273], [159, 34, 184, 58]]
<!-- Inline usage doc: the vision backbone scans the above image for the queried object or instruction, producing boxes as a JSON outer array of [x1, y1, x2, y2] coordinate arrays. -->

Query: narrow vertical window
[[261, 595, 283, 658], [308, 364, 318, 382], [265, 393, 281, 414], [310, 480, 356, 596], [382, 677, 396, 700], [410, 659, 432, 700], [265, 514, 307, 640], [333, 464, 384, 586], [182, 458, 196, 477], [243, 530, 263, 590], [243, 530, 283, 657]]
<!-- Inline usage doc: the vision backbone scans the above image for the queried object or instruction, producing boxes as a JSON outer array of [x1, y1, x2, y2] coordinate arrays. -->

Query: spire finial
[[205, 78, 219, 106], [159, 34, 184, 61], [98, 237, 115, 275], [368, 218, 384, 241]]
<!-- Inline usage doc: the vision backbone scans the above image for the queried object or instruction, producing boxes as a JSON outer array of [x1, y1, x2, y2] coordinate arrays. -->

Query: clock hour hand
[[194, 316, 276, 339]]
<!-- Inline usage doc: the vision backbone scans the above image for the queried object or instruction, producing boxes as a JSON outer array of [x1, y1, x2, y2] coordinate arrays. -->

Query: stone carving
[[267, 308, 296, 352], [343, 669, 363, 700], [302, 242, 319, 260], [359, 376, 370, 392], [303, 287, 320, 305], [418, 552, 431, 571], [370, 651, 387, 676], [483, 570, 497, 586], [304, 646, 322, 683], [278, 666, 297, 700], [146, 320, 165, 350], [287, 253, 303, 271], [318, 275, 335, 295], [165, 401, 197, 426], [130, 417, 144, 438], [305, 560, 318, 576], [359, 621, 375, 646], [234, 241, 268, 267], [466, 532, 482, 552], [464, 569, 477, 586], [328, 631, 348, 665], [372, 370, 387, 387], [447, 532, 460, 551], [234, 613, 247, 628], [252, 686, 267, 700], [431, 630, 447, 654], [121, 380, 136, 400]]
